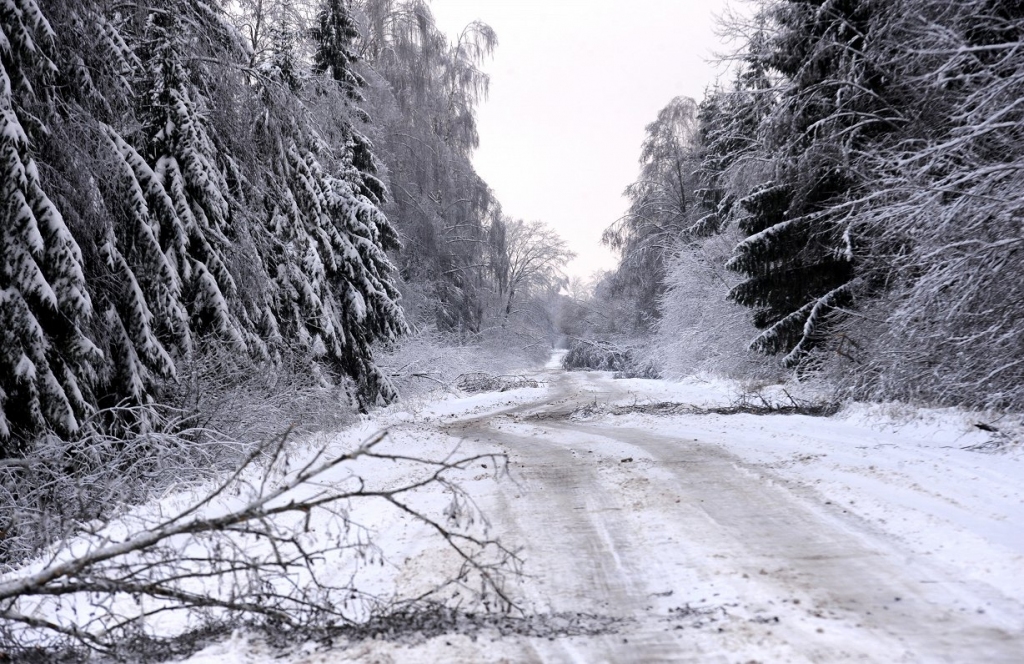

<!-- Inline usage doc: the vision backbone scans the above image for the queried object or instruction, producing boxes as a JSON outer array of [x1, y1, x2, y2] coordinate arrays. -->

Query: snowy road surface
[[187, 361, 1024, 663]]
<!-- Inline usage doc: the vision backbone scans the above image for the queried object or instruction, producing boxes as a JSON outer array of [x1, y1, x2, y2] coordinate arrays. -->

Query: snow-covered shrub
[[653, 232, 782, 381], [376, 326, 549, 400], [375, 330, 479, 399], [162, 339, 360, 441], [0, 339, 363, 566], [562, 339, 630, 372], [0, 408, 246, 565]]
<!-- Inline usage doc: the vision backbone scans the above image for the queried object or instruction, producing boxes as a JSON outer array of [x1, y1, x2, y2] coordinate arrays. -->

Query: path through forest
[[425, 370, 1022, 662], [186, 361, 1024, 663]]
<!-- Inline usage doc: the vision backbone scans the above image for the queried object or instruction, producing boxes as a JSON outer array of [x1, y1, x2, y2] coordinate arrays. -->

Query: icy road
[[189, 360, 1024, 663]]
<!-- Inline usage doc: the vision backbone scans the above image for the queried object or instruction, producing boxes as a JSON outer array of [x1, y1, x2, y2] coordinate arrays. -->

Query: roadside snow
[[598, 373, 1024, 612], [185, 368, 1023, 662], [182, 367, 1022, 661]]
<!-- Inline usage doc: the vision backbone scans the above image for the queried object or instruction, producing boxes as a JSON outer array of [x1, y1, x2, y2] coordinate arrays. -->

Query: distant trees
[[497, 218, 575, 318]]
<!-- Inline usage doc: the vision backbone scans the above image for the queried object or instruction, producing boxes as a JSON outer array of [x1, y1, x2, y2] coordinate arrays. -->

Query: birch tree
[[355, 0, 499, 333], [603, 97, 699, 329]]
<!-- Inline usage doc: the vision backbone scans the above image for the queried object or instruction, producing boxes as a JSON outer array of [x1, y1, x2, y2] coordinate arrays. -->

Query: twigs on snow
[[549, 394, 841, 421], [0, 429, 521, 657], [456, 373, 542, 393]]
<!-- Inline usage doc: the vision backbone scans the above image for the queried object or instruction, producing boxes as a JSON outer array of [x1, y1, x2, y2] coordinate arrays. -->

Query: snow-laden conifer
[[311, 0, 366, 97], [131, 5, 245, 349], [0, 0, 100, 446], [243, 0, 406, 405], [689, 39, 775, 239], [722, 0, 897, 364]]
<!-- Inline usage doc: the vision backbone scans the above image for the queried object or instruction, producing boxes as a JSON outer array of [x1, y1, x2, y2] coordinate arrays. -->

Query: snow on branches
[[0, 0, 408, 444], [1, 0, 98, 448]]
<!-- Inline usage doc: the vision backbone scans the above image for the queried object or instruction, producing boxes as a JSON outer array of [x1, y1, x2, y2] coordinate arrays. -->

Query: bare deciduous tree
[[497, 218, 575, 318]]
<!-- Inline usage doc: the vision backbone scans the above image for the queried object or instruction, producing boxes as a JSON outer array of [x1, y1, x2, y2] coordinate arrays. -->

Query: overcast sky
[[427, 0, 736, 280]]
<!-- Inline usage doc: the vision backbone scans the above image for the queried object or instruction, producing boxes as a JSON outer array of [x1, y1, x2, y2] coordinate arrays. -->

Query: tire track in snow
[[532, 411, 1024, 662], [435, 368, 1024, 662]]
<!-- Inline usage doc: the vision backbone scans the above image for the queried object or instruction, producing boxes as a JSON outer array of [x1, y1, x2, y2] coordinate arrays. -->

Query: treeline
[[0, 0, 570, 454], [594, 0, 1024, 410]]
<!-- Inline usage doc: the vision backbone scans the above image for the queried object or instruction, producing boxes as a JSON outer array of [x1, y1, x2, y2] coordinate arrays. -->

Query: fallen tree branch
[[0, 429, 521, 656]]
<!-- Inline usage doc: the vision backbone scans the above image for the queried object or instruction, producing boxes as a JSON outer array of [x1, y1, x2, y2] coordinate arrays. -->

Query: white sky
[[428, 0, 736, 280]]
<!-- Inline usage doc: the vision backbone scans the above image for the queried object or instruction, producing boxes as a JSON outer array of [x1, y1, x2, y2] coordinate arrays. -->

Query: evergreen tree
[[134, 3, 245, 348], [725, 0, 898, 365], [100, 129, 190, 404], [689, 32, 775, 238], [1, 0, 100, 447], [250, 0, 407, 404], [311, 0, 365, 97], [88, 0, 254, 411], [261, 133, 405, 404]]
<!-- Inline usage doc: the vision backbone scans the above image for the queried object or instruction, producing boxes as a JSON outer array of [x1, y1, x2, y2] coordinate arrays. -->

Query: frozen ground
[[177, 356, 1024, 662], [11, 355, 1021, 662]]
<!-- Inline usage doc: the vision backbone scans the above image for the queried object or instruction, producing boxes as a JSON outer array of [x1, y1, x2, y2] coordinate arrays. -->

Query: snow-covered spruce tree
[[725, 0, 900, 366], [655, 227, 770, 380], [311, 0, 390, 212], [76, 0, 257, 417], [0, 0, 101, 450], [248, 0, 406, 406], [312, 0, 365, 97], [688, 33, 776, 239], [262, 137, 406, 405], [133, 3, 246, 347]]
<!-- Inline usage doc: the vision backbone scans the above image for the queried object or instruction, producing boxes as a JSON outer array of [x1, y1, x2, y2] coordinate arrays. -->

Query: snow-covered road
[[188, 362, 1024, 663]]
